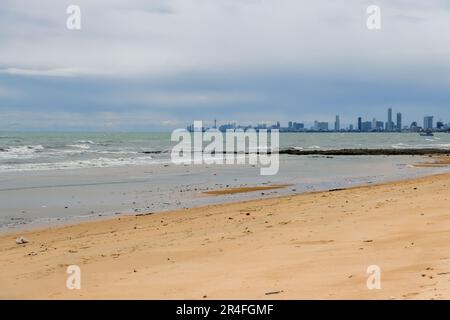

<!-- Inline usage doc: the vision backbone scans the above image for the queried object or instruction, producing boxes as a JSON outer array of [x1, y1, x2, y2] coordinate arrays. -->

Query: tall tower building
[[424, 116, 434, 131], [334, 115, 340, 131], [396, 113, 402, 131], [358, 117, 362, 131], [387, 108, 393, 131]]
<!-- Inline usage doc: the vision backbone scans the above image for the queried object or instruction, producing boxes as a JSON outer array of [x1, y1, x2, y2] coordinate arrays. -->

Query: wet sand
[[414, 155, 450, 168], [1, 172, 450, 299], [203, 184, 291, 195], [3, 154, 439, 230]]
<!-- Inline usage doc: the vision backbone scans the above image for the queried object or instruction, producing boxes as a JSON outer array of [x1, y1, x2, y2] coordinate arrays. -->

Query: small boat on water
[[420, 131, 434, 137]]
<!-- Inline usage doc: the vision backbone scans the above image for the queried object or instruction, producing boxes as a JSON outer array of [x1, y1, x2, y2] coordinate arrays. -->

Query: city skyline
[[187, 108, 448, 133]]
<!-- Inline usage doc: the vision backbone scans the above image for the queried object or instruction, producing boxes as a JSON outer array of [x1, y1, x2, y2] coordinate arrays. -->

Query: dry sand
[[2, 172, 450, 300]]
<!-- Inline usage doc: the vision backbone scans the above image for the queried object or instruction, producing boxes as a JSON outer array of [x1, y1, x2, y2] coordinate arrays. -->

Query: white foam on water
[[392, 142, 450, 149], [66, 144, 91, 149], [0, 155, 167, 172], [0, 145, 45, 159], [76, 140, 96, 145]]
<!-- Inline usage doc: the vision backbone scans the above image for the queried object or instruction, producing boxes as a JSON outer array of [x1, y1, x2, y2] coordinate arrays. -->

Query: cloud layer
[[1, 0, 450, 130]]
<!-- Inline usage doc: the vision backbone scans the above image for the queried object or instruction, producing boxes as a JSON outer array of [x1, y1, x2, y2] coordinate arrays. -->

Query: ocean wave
[[76, 140, 96, 145], [286, 146, 319, 150], [392, 143, 450, 149], [1, 146, 143, 159], [57, 149, 140, 156], [0, 145, 45, 159], [66, 144, 91, 149], [0, 156, 163, 172]]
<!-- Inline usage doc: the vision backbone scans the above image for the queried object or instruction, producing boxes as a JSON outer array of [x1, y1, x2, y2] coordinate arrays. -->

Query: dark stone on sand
[[135, 212, 154, 217], [279, 148, 450, 156], [329, 188, 345, 192]]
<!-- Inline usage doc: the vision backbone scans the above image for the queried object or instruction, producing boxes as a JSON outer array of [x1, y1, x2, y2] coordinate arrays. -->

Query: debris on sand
[[265, 290, 284, 296], [16, 236, 29, 245], [135, 212, 154, 217]]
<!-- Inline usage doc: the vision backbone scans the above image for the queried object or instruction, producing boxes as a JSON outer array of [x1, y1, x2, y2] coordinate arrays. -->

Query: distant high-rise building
[[256, 123, 267, 130], [372, 118, 377, 130], [375, 121, 384, 131], [358, 117, 362, 131], [288, 121, 293, 129], [396, 113, 402, 131], [386, 108, 394, 131], [361, 121, 372, 132], [349, 124, 354, 131], [423, 116, 434, 131], [314, 121, 329, 131], [293, 122, 304, 130], [334, 115, 340, 131]]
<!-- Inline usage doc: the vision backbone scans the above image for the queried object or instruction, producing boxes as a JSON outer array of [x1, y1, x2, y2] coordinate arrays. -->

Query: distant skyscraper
[[396, 113, 402, 131], [424, 116, 434, 130], [372, 118, 377, 130], [334, 115, 340, 131], [386, 108, 394, 131], [358, 117, 362, 131]]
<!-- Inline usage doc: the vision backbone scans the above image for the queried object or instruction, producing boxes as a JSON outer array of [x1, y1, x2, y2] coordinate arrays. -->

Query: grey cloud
[[1, 0, 450, 76], [1, 0, 450, 130]]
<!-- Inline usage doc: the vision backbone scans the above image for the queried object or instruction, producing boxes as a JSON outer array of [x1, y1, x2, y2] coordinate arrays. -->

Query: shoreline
[[2, 170, 450, 299], [0, 160, 445, 237], [2, 154, 448, 234]]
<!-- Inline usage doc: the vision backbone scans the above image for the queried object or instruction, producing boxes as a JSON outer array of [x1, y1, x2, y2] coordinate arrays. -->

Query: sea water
[[1, 132, 450, 172]]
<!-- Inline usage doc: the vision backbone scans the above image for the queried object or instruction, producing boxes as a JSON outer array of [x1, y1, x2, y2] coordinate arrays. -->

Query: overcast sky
[[1, 0, 450, 131]]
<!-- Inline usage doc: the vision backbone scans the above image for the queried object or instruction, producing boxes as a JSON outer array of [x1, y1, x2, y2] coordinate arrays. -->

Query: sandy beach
[[1, 168, 450, 300]]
